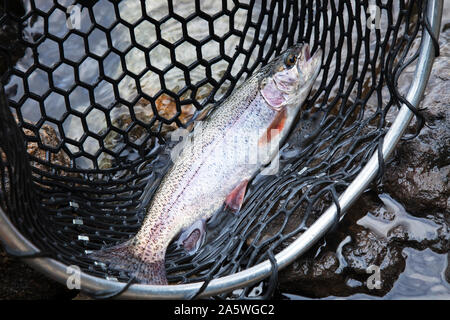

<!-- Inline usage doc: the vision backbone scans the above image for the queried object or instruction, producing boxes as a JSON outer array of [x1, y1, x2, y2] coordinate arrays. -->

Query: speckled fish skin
[[90, 43, 322, 285]]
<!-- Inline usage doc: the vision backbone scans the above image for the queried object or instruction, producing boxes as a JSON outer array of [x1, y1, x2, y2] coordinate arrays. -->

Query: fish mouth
[[297, 44, 322, 81]]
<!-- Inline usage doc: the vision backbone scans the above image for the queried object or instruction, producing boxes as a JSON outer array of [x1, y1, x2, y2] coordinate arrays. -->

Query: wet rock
[[276, 29, 450, 295], [278, 251, 345, 298], [383, 28, 450, 215], [1, 117, 74, 195], [279, 184, 449, 297], [4, 114, 72, 170], [0, 118, 76, 299], [0, 246, 77, 299], [110, 93, 195, 139], [100, 94, 196, 169], [341, 227, 405, 293], [279, 193, 407, 298], [280, 15, 450, 300], [73, 293, 93, 300], [25, 124, 71, 169], [284, 26, 450, 299]]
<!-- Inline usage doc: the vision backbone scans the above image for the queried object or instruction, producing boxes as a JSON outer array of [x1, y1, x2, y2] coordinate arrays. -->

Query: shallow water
[[357, 194, 441, 243], [284, 247, 450, 300], [6, 0, 271, 169], [280, 189, 450, 299]]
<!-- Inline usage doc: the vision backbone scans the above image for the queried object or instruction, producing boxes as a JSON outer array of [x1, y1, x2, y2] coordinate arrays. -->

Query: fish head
[[260, 43, 322, 111]]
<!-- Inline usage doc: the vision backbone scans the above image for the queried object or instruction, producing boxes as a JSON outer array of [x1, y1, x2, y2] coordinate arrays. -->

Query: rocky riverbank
[[278, 21, 450, 299]]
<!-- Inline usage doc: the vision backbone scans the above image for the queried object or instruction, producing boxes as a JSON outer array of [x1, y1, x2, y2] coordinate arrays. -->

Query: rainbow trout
[[90, 44, 322, 284]]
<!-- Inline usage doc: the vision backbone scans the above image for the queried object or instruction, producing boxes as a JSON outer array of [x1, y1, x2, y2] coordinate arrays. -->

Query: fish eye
[[285, 53, 297, 67]]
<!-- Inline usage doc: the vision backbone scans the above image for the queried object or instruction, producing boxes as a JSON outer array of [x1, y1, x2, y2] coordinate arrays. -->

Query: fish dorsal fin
[[195, 104, 215, 121], [183, 104, 215, 132]]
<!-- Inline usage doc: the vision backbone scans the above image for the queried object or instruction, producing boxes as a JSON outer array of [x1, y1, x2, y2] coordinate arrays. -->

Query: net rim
[[0, 0, 443, 299]]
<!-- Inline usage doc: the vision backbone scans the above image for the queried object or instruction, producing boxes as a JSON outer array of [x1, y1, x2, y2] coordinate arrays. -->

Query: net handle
[[0, 0, 443, 299]]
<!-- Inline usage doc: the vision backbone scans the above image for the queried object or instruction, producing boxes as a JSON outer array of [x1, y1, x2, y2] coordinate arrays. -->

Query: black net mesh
[[0, 0, 437, 299]]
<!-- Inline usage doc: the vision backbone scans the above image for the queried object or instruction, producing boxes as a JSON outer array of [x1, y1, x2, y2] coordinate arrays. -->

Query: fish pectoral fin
[[258, 108, 287, 146], [225, 179, 249, 214], [177, 219, 206, 254]]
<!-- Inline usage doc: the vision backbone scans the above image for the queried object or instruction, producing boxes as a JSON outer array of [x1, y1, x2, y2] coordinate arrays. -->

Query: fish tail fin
[[89, 239, 168, 285]]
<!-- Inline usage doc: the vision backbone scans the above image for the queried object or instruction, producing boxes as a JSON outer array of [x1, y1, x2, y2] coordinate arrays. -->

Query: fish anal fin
[[176, 219, 206, 254], [195, 104, 214, 121], [225, 179, 249, 213], [182, 105, 215, 132], [258, 108, 287, 146]]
